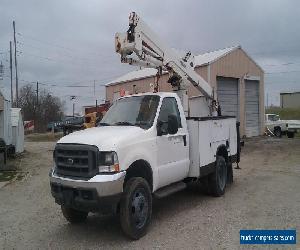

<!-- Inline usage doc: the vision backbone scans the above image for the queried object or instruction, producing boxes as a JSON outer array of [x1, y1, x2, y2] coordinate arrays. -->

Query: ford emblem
[[67, 158, 74, 165]]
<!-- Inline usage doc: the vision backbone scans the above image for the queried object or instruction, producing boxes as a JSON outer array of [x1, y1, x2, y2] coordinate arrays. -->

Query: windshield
[[100, 95, 160, 129], [268, 114, 280, 121]]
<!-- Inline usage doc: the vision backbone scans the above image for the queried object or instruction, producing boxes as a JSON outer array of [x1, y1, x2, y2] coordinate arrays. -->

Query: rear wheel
[[208, 156, 227, 197], [61, 206, 88, 223], [227, 161, 233, 184], [120, 177, 152, 240], [287, 131, 295, 138]]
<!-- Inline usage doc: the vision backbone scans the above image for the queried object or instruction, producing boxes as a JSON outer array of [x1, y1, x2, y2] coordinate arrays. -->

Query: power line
[[16, 50, 117, 71], [249, 48, 300, 56], [265, 70, 300, 74], [17, 32, 115, 59], [261, 61, 300, 67], [16, 40, 108, 64]]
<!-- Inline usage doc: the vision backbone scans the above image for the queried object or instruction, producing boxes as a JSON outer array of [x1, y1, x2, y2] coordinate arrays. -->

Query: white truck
[[265, 113, 300, 138], [49, 12, 241, 239]]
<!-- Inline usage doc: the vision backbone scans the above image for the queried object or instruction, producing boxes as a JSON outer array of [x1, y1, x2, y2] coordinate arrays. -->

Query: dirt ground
[[0, 137, 299, 249]]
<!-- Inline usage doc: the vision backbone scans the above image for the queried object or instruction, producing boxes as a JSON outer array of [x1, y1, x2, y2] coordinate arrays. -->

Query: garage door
[[245, 80, 259, 137], [217, 77, 239, 120]]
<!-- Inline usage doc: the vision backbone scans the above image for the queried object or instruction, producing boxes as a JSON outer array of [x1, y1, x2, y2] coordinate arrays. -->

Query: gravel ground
[[0, 137, 299, 249]]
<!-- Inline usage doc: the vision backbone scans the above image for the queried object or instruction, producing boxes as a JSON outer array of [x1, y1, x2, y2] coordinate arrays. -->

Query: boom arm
[[115, 12, 213, 99]]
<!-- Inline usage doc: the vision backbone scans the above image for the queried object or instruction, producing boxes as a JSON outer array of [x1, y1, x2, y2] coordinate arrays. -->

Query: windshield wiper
[[98, 122, 111, 126], [114, 121, 135, 126]]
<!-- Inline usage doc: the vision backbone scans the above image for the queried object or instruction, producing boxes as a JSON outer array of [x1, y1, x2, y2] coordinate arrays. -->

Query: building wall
[[105, 48, 264, 136], [209, 49, 264, 136], [280, 93, 300, 108], [106, 67, 208, 101]]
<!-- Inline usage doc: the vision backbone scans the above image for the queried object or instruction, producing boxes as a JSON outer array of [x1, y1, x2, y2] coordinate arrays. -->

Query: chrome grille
[[54, 144, 98, 178]]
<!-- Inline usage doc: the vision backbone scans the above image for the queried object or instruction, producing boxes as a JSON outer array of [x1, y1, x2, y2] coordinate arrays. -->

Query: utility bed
[[187, 116, 237, 177]]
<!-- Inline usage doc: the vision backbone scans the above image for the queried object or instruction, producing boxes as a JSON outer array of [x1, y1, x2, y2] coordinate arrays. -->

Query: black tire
[[287, 131, 295, 138], [208, 155, 227, 197], [227, 161, 233, 184], [120, 177, 152, 240], [61, 206, 88, 223], [274, 127, 282, 137]]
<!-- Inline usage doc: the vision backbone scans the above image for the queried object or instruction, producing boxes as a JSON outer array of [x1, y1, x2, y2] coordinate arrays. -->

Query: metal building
[[280, 92, 300, 108], [106, 46, 264, 137], [0, 91, 12, 148], [11, 108, 24, 153]]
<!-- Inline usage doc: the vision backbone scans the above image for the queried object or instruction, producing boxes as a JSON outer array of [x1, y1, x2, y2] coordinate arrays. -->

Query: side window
[[158, 97, 182, 128]]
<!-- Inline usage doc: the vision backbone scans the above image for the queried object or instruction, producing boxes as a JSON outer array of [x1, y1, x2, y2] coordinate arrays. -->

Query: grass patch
[[266, 107, 300, 120], [0, 171, 17, 182], [0, 171, 28, 182], [25, 132, 63, 142]]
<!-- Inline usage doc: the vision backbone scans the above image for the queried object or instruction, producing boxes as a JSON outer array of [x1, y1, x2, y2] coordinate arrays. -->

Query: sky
[[0, 0, 300, 115]]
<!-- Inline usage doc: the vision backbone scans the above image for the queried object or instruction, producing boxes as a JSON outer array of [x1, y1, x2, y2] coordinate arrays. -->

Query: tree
[[18, 84, 65, 132]]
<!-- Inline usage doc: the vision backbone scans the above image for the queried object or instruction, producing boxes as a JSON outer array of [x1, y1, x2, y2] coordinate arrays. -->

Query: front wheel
[[120, 177, 152, 240], [208, 155, 227, 197]]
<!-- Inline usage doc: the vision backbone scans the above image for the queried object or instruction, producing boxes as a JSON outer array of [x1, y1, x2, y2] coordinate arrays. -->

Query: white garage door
[[217, 77, 239, 120], [245, 80, 260, 137]]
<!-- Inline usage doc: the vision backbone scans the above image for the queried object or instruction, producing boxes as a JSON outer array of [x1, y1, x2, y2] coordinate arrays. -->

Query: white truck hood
[[57, 126, 145, 150]]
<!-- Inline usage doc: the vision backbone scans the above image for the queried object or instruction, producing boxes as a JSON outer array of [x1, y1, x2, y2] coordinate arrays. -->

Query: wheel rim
[[217, 160, 226, 190], [131, 188, 148, 229]]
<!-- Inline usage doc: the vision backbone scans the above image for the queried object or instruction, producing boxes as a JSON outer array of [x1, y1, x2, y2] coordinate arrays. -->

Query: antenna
[[0, 62, 3, 80]]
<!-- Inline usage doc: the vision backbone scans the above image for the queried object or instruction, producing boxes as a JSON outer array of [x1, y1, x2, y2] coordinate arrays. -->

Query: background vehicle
[[59, 113, 102, 135], [265, 113, 300, 138], [49, 12, 241, 239]]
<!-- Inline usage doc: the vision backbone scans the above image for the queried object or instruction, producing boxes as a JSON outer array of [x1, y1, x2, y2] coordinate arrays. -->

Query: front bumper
[[49, 170, 126, 213]]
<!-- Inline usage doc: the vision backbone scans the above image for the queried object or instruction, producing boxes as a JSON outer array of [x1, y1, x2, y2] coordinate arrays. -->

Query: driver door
[[156, 97, 189, 188]]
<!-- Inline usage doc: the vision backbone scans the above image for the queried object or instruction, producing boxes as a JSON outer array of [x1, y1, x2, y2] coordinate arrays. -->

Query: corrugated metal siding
[[245, 80, 259, 137], [210, 49, 264, 136], [217, 77, 239, 119]]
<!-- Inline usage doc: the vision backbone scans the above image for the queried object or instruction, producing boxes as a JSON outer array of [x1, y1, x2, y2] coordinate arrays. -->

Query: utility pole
[[36, 81, 39, 106], [13, 21, 19, 107], [93, 80, 96, 96], [9, 41, 13, 104], [70, 95, 76, 117]]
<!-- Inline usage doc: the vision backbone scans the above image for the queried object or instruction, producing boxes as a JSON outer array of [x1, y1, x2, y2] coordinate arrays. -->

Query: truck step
[[154, 181, 187, 199]]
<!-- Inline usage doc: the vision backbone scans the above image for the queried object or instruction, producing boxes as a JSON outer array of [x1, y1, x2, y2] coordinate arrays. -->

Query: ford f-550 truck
[[49, 13, 241, 239]]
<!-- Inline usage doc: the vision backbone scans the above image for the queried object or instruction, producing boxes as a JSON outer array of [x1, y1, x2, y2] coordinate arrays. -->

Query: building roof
[[11, 108, 22, 126], [106, 46, 240, 86], [0, 89, 10, 101], [107, 68, 159, 86], [194, 45, 239, 66], [280, 91, 300, 95]]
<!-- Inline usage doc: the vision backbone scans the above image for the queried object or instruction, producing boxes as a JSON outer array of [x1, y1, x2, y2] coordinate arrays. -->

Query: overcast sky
[[0, 0, 300, 115]]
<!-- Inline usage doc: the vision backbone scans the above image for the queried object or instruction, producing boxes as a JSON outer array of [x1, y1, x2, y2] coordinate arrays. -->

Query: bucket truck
[[49, 12, 241, 239]]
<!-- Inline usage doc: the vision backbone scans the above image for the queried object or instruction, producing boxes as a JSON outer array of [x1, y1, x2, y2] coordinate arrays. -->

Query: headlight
[[98, 151, 120, 173]]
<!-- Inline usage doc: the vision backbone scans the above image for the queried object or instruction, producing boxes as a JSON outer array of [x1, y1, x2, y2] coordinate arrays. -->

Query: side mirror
[[157, 115, 179, 136], [157, 120, 167, 136], [167, 115, 179, 135]]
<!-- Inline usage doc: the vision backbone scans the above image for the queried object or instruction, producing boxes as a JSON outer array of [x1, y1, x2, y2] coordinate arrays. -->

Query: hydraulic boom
[[115, 12, 214, 114]]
